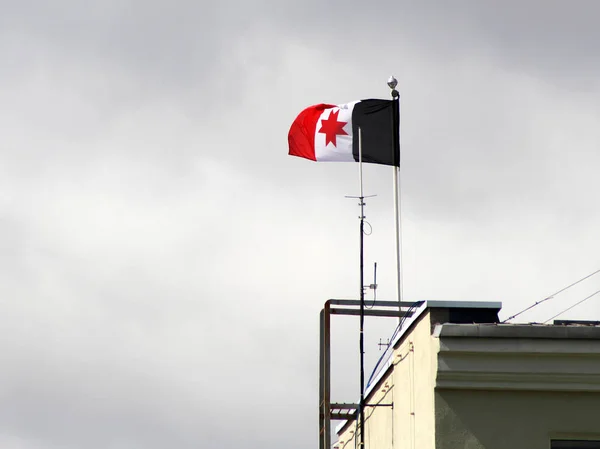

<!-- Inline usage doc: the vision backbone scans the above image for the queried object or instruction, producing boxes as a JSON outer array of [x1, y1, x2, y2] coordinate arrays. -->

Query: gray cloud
[[2, 1, 600, 448]]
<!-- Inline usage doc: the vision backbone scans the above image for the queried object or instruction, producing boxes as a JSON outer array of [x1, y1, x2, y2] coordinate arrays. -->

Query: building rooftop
[[336, 299, 600, 436], [365, 300, 503, 391], [436, 322, 600, 339]]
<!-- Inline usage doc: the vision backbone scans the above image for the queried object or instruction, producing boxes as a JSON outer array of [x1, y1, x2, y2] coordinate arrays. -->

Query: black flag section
[[351, 99, 400, 167]]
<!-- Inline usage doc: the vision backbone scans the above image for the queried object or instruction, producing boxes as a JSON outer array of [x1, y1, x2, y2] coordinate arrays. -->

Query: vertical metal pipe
[[319, 309, 325, 449], [391, 90, 402, 322], [324, 302, 331, 449], [358, 128, 365, 449], [392, 167, 401, 319]]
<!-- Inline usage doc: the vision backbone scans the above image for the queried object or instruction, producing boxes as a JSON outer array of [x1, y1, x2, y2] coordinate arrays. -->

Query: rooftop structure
[[320, 300, 600, 449]]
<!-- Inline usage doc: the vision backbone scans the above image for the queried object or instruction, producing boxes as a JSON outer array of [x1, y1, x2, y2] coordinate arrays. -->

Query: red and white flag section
[[288, 99, 399, 167]]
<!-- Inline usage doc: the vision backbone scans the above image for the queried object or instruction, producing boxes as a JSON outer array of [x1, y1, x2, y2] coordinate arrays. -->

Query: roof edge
[[436, 323, 600, 339]]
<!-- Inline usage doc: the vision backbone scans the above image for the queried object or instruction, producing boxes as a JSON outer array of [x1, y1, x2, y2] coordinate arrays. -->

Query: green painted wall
[[436, 389, 600, 449]]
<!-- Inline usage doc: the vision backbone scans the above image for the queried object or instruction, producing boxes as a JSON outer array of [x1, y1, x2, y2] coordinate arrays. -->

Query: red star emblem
[[318, 109, 348, 147]]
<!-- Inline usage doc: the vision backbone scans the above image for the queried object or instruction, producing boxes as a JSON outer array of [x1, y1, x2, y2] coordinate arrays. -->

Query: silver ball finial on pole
[[387, 75, 398, 89]]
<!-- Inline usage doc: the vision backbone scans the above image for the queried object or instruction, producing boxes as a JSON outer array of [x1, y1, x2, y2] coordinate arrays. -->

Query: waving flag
[[288, 99, 399, 167]]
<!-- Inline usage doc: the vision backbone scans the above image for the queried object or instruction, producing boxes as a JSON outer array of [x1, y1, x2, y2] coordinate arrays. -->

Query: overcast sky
[[2, 1, 600, 448]]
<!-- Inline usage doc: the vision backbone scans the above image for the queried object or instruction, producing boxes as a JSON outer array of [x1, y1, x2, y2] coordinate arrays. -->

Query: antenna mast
[[344, 128, 374, 449], [358, 128, 366, 449]]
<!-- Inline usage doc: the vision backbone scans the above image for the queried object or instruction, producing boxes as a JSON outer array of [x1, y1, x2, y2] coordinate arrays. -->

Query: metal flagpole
[[388, 76, 403, 319], [358, 127, 366, 449]]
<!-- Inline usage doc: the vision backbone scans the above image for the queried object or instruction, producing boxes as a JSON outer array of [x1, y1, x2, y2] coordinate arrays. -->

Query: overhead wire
[[543, 289, 600, 324], [502, 268, 600, 323]]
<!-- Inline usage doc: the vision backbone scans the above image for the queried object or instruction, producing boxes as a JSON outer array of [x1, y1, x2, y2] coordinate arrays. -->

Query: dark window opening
[[552, 441, 600, 449]]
